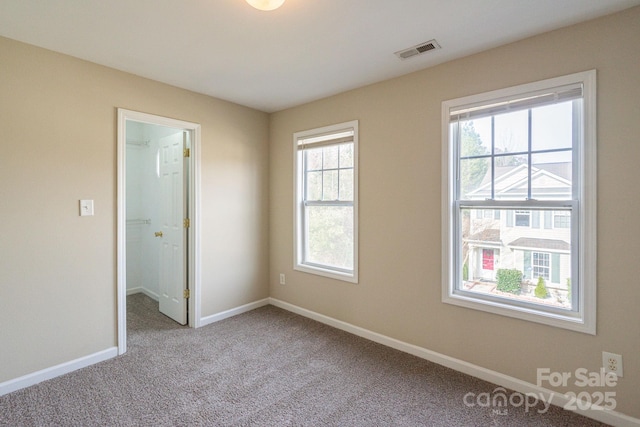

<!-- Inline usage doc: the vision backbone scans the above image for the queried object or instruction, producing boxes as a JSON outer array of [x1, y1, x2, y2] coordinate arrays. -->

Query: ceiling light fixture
[[246, 0, 285, 11]]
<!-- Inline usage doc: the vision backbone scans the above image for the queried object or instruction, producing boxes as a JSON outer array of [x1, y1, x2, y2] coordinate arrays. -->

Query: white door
[[157, 131, 187, 324]]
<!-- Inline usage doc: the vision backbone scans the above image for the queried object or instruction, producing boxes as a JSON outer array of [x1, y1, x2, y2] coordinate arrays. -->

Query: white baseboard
[[0, 347, 118, 397], [0, 298, 269, 397], [269, 298, 639, 427], [127, 287, 159, 301], [199, 298, 270, 327]]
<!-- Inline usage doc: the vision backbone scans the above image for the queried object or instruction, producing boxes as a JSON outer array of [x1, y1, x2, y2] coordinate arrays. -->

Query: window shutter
[[506, 210, 513, 227], [552, 253, 560, 283], [544, 211, 552, 229], [532, 211, 540, 228], [523, 251, 531, 280]]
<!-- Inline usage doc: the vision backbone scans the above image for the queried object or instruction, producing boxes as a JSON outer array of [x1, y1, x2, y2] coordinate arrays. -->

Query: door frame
[[116, 108, 202, 355]]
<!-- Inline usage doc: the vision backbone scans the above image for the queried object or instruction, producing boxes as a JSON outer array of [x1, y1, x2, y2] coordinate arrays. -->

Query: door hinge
[[183, 289, 190, 299], [184, 148, 190, 158], [183, 218, 190, 228]]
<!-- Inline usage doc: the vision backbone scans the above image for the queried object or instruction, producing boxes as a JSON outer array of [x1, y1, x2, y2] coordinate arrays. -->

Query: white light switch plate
[[80, 199, 94, 216]]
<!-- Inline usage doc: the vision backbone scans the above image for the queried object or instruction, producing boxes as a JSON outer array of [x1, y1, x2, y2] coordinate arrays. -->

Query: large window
[[442, 71, 596, 333], [295, 121, 358, 283]]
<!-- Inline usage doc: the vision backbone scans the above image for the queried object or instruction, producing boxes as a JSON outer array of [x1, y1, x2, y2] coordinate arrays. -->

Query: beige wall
[[1, 4, 639, 421], [270, 7, 640, 418], [0, 36, 269, 382]]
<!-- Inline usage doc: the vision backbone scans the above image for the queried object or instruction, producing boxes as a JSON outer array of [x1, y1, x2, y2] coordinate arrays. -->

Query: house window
[[554, 211, 571, 228], [294, 120, 358, 283], [532, 252, 550, 280], [442, 71, 597, 334], [515, 210, 530, 227]]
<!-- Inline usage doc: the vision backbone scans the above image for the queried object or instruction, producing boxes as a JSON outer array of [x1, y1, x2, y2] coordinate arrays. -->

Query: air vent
[[395, 39, 441, 60]]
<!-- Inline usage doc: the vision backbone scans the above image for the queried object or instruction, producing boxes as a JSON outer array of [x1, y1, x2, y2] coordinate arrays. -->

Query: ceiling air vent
[[395, 39, 441, 60]]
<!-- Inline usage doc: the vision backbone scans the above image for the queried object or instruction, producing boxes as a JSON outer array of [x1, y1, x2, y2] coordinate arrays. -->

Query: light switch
[[80, 199, 94, 216]]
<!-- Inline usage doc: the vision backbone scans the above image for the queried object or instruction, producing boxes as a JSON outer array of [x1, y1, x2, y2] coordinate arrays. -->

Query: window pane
[[460, 207, 571, 310], [532, 101, 574, 151], [339, 143, 354, 168], [323, 145, 339, 169], [306, 206, 353, 270], [494, 110, 528, 154], [339, 169, 353, 201], [493, 155, 528, 200], [306, 148, 323, 171], [460, 157, 490, 199], [532, 152, 572, 200], [322, 170, 339, 200], [459, 119, 491, 157], [306, 171, 322, 201]]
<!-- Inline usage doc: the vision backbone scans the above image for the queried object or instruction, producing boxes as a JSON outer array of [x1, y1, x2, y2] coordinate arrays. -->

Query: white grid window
[[532, 252, 550, 280], [442, 71, 597, 334], [295, 121, 358, 283]]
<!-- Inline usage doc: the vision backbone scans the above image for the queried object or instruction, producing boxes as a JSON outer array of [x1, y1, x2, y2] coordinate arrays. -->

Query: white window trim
[[441, 70, 596, 334], [294, 120, 359, 283]]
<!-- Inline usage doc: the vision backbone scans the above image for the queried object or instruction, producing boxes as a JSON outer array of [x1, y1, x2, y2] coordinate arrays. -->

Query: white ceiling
[[1, 0, 639, 112]]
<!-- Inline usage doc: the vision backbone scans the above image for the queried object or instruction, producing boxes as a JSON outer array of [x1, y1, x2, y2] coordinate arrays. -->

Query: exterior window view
[[462, 206, 572, 309], [443, 71, 596, 332], [302, 142, 354, 269], [457, 99, 575, 309]]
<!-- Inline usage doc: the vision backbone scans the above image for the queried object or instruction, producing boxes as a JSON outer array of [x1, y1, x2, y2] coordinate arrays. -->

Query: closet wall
[[125, 121, 171, 300]]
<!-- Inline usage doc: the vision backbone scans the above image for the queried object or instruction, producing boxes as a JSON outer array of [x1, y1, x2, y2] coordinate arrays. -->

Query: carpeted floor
[[0, 293, 607, 426]]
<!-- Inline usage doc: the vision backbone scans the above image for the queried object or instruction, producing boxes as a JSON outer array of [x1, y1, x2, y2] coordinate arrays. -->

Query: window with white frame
[[554, 211, 571, 228], [294, 121, 358, 283], [532, 252, 550, 281], [442, 71, 596, 333]]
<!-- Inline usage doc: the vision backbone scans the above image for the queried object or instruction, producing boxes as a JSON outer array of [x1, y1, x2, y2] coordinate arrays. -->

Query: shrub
[[462, 263, 469, 281], [496, 269, 522, 294], [535, 276, 549, 298]]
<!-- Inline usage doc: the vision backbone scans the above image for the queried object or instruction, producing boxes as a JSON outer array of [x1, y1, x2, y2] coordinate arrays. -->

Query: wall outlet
[[602, 351, 623, 377], [279, 273, 286, 285]]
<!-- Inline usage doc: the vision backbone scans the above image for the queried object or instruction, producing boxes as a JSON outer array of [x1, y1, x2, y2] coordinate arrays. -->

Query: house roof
[[466, 229, 501, 243], [508, 237, 570, 252], [468, 163, 571, 200]]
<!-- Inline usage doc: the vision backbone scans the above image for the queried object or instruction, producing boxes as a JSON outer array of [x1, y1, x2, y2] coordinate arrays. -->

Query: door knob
[[155, 231, 163, 237]]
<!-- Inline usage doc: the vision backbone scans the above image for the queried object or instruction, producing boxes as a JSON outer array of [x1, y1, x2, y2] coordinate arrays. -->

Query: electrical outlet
[[602, 351, 623, 377], [279, 273, 286, 285]]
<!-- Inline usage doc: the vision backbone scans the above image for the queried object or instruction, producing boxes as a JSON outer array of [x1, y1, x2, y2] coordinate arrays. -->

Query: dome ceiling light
[[245, 0, 286, 11]]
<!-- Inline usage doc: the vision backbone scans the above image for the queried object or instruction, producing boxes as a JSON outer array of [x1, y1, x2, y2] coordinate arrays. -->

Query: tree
[[460, 121, 489, 197], [534, 277, 549, 298]]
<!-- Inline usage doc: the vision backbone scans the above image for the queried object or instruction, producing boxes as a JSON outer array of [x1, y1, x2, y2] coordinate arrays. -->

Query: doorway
[[117, 109, 201, 355]]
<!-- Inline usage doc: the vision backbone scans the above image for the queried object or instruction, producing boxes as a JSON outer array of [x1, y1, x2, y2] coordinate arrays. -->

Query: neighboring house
[[463, 163, 572, 295]]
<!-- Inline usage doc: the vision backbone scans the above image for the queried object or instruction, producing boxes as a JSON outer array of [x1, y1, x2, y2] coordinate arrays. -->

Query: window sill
[[294, 263, 358, 284], [442, 290, 595, 335]]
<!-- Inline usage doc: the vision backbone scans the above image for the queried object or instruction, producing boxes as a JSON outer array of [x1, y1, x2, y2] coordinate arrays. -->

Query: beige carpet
[[0, 293, 606, 426]]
